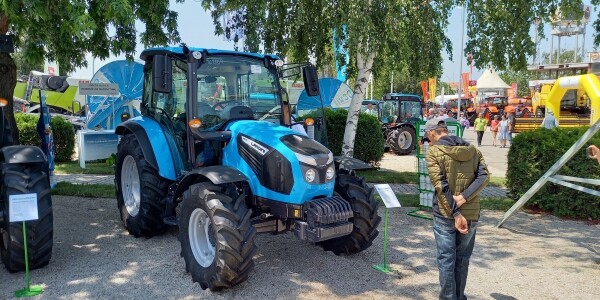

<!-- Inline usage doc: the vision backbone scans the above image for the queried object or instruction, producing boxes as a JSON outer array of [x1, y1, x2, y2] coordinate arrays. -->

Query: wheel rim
[[189, 208, 216, 268], [397, 131, 413, 150], [121, 155, 141, 217]]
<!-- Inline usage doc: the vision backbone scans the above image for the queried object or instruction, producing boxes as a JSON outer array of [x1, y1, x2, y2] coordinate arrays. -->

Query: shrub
[[321, 108, 385, 164], [15, 112, 75, 162], [507, 127, 600, 219]]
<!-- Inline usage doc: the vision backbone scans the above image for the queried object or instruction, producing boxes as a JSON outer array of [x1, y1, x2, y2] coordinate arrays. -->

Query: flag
[[462, 73, 470, 98], [420, 81, 429, 102], [428, 78, 436, 103]]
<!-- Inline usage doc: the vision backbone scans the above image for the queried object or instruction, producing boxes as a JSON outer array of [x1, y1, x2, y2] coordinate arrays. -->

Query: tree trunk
[[341, 51, 374, 157], [0, 52, 19, 146]]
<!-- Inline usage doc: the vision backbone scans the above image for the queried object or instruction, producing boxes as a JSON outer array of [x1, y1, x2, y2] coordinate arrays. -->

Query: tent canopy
[[476, 69, 510, 89]]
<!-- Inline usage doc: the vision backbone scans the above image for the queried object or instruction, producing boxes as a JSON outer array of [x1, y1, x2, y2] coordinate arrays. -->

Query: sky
[[71, 1, 598, 84]]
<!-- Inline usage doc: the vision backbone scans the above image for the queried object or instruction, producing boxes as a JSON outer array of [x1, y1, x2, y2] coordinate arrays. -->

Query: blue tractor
[[114, 46, 381, 290], [381, 93, 423, 155]]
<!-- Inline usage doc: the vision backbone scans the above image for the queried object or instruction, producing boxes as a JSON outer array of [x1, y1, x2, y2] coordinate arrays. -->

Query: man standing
[[507, 111, 516, 145], [473, 113, 486, 147], [425, 117, 490, 300], [541, 110, 559, 129]]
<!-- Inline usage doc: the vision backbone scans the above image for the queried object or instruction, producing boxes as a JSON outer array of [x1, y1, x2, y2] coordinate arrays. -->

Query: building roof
[[476, 69, 511, 89]]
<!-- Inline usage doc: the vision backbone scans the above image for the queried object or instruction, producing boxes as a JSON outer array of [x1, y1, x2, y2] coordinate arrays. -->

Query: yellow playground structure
[[545, 74, 600, 125]]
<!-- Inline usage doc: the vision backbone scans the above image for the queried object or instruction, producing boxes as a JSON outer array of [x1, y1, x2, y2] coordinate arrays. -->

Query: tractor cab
[[380, 93, 423, 155], [381, 93, 423, 124]]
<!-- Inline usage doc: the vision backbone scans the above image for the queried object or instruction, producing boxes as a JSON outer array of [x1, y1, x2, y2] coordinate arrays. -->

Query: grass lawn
[[55, 161, 115, 175], [375, 193, 514, 212], [357, 169, 417, 184], [488, 176, 506, 188], [52, 182, 116, 198]]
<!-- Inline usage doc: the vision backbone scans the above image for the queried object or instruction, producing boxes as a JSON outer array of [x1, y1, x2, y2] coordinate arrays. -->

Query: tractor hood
[[222, 120, 335, 204]]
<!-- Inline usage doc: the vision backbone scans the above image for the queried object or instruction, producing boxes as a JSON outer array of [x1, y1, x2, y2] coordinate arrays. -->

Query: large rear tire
[[388, 125, 416, 155], [1, 162, 53, 272], [317, 173, 381, 255], [115, 134, 170, 237], [178, 182, 257, 291]]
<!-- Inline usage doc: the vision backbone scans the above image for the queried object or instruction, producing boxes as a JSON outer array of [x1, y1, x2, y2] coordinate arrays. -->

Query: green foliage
[[498, 70, 530, 97], [507, 127, 600, 219], [321, 108, 384, 164], [51, 117, 76, 162], [357, 169, 417, 184], [203, 0, 453, 80], [13, 51, 44, 77], [106, 153, 117, 167], [52, 182, 116, 198], [55, 161, 115, 175], [14, 113, 75, 162], [3, 0, 182, 74]]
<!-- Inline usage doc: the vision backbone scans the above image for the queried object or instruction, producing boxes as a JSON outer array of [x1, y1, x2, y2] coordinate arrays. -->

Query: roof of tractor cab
[[383, 93, 422, 102], [140, 47, 280, 61]]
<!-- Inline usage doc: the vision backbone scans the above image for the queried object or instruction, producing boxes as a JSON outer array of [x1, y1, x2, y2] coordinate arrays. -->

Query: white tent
[[476, 69, 510, 89]]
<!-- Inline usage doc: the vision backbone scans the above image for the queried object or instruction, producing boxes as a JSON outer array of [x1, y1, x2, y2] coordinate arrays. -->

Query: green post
[[373, 207, 397, 274], [15, 221, 43, 298]]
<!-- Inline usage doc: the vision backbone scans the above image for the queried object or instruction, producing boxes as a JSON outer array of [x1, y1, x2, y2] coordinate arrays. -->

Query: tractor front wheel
[[317, 173, 381, 255], [115, 134, 170, 237], [1, 162, 53, 272], [178, 182, 256, 291], [388, 126, 416, 155]]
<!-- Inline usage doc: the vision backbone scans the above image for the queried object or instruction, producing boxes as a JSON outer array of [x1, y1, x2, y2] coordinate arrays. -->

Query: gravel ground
[[2, 196, 599, 300]]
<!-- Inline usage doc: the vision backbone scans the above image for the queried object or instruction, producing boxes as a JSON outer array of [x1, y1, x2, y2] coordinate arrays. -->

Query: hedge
[[507, 127, 600, 219], [318, 108, 385, 165], [15, 112, 75, 162]]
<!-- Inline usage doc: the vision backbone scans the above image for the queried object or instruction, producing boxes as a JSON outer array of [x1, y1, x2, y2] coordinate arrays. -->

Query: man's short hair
[[425, 116, 448, 132]]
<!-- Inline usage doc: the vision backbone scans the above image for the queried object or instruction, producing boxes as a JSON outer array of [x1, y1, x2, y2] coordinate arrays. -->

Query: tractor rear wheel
[[317, 173, 381, 255], [388, 126, 416, 155], [522, 109, 531, 118], [1, 162, 53, 272], [115, 134, 169, 237], [178, 182, 256, 291]]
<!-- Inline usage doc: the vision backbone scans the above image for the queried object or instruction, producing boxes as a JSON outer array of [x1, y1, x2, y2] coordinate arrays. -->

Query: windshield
[[195, 56, 281, 129], [382, 100, 398, 123]]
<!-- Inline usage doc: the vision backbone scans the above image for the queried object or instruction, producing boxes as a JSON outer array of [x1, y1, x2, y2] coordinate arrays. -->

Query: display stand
[[410, 120, 463, 220], [9, 193, 44, 297], [372, 184, 401, 275]]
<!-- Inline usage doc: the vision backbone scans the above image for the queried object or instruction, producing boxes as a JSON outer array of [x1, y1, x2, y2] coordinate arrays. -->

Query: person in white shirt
[[365, 103, 377, 116]]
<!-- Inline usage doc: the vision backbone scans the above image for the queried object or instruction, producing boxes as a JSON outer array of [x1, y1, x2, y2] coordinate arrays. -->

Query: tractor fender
[[115, 117, 178, 180], [334, 156, 372, 171], [173, 166, 248, 200], [0, 145, 47, 164], [488, 107, 499, 113]]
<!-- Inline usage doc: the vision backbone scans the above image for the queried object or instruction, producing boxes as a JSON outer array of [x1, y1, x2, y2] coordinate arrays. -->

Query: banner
[[512, 82, 518, 98], [461, 73, 470, 98], [428, 78, 436, 103], [420, 81, 429, 102]]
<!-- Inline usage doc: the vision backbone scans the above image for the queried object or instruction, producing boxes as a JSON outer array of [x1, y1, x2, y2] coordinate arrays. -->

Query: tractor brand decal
[[241, 135, 268, 155], [206, 58, 225, 65]]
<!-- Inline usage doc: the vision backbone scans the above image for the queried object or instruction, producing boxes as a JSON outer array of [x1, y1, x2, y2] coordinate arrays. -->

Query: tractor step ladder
[[497, 118, 600, 227]]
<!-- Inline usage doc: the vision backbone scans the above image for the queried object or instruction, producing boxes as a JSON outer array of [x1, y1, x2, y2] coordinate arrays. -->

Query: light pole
[[457, 3, 466, 119]]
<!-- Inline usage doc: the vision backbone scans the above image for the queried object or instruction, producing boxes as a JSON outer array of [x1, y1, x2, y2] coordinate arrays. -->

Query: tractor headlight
[[326, 166, 335, 180], [305, 168, 316, 183]]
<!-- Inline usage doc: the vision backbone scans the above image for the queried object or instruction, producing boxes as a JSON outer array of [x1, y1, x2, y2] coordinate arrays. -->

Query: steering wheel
[[259, 105, 281, 121], [212, 99, 239, 110]]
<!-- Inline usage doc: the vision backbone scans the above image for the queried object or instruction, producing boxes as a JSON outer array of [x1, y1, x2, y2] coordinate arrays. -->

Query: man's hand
[[453, 194, 467, 208], [454, 214, 469, 234]]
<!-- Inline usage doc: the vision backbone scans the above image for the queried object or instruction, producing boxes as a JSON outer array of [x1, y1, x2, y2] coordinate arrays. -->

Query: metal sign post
[[9, 193, 44, 297], [372, 184, 401, 275]]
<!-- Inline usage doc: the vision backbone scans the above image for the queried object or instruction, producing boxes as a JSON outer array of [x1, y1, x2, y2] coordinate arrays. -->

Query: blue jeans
[[433, 216, 478, 300]]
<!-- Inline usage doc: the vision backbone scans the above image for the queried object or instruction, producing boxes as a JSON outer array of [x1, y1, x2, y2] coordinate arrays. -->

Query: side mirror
[[303, 65, 320, 97], [153, 55, 172, 93]]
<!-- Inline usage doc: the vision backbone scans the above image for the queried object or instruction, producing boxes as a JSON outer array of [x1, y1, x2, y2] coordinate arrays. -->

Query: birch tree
[[0, 0, 181, 143], [203, 0, 453, 157]]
